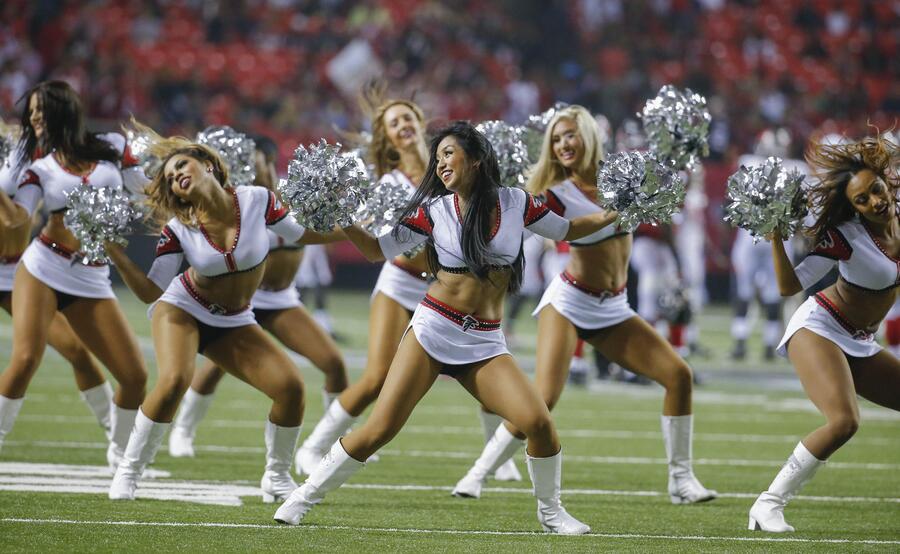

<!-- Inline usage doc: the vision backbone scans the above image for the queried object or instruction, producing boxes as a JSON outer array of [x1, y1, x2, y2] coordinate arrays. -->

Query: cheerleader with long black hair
[[274, 121, 617, 534], [0, 81, 148, 468]]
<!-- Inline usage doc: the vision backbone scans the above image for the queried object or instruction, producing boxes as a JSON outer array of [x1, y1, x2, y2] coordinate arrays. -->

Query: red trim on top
[[19, 169, 42, 190], [861, 221, 900, 262], [121, 144, 140, 168], [452, 195, 501, 240], [265, 190, 289, 224], [199, 188, 242, 255], [523, 192, 551, 226], [544, 190, 565, 216]]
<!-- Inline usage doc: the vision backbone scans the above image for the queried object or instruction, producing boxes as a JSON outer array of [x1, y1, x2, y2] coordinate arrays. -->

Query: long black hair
[[394, 120, 525, 292], [15, 80, 119, 173]]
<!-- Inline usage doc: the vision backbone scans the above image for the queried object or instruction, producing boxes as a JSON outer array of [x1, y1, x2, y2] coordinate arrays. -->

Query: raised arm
[[105, 242, 165, 303], [771, 234, 802, 296]]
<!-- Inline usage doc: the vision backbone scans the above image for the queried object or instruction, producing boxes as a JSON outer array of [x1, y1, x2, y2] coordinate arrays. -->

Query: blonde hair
[[526, 105, 605, 195], [127, 119, 230, 229], [358, 80, 428, 178]]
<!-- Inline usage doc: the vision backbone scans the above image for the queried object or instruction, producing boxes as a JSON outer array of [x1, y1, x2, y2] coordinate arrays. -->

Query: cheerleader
[[294, 85, 521, 481], [451, 106, 716, 504], [167, 137, 348, 458], [274, 121, 615, 533], [105, 128, 336, 502], [0, 81, 148, 468], [749, 135, 900, 532]]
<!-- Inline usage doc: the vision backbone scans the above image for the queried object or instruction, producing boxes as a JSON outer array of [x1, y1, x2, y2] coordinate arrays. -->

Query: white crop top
[[543, 180, 627, 245], [794, 219, 900, 292], [14, 133, 146, 215], [377, 187, 569, 271], [147, 185, 306, 289], [0, 145, 27, 198]]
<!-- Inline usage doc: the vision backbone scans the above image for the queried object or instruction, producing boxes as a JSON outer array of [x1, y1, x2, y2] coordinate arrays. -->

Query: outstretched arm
[[342, 224, 386, 262], [105, 242, 165, 303], [564, 210, 619, 242]]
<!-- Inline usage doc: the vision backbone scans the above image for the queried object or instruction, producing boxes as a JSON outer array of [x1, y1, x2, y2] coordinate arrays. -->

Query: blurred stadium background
[[2, 0, 898, 297]]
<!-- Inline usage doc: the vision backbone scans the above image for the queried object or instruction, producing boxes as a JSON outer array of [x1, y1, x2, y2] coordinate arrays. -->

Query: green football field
[[0, 289, 898, 552]]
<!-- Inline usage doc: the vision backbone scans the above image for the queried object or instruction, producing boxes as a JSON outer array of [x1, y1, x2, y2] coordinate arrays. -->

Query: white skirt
[[21, 237, 114, 299], [372, 260, 430, 312], [251, 285, 302, 311], [0, 259, 19, 292], [533, 272, 635, 331], [150, 272, 257, 328], [408, 295, 509, 367], [777, 293, 881, 358]]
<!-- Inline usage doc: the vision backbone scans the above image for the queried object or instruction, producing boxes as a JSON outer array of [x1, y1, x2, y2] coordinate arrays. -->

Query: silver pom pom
[[356, 178, 411, 237], [196, 126, 256, 187], [724, 157, 807, 241], [64, 186, 142, 264], [475, 120, 530, 188], [640, 85, 710, 171], [596, 151, 685, 230], [0, 120, 21, 170], [523, 102, 570, 161], [278, 140, 370, 233], [123, 125, 160, 179]]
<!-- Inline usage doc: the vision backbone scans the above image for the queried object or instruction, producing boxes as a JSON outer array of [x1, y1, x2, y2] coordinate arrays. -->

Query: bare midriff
[[821, 281, 896, 332], [188, 264, 265, 310], [258, 248, 303, 291], [37, 213, 80, 254], [565, 233, 632, 292], [425, 268, 511, 320]]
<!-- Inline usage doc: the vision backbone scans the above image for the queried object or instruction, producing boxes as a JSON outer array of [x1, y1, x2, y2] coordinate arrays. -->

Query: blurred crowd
[[2, 0, 897, 168]]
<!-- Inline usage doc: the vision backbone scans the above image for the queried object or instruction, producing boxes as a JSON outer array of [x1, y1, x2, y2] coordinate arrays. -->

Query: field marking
[[1, 462, 897, 506], [2, 518, 899, 545], [6, 439, 898, 470], [16, 415, 899, 447]]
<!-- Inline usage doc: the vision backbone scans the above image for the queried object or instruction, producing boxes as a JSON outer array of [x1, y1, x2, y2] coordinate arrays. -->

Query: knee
[[662, 360, 693, 394], [117, 366, 148, 395], [517, 411, 555, 442], [10, 350, 41, 377], [356, 371, 386, 404], [322, 355, 348, 382], [827, 413, 860, 444], [155, 370, 192, 407], [271, 373, 305, 410]]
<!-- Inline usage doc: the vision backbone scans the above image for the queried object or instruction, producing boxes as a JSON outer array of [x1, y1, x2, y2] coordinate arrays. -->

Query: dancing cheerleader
[[274, 121, 616, 534], [105, 127, 337, 502], [0, 81, 148, 468], [294, 84, 522, 481], [167, 137, 348, 458], [749, 135, 900, 532], [451, 106, 716, 504]]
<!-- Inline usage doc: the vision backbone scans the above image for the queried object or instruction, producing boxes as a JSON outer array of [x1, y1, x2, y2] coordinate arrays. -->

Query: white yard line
[[1, 517, 898, 545], [0, 462, 897, 505]]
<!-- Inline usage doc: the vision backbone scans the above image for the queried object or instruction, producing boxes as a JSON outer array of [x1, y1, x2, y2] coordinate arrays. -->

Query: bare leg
[[848, 349, 900, 412], [340, 330, 440, 460], [589, 316, 693, 416], [265, 306, 348, 394], [336, 293, 410, 416], [63, 298, 147, 409], [787, 329, 861, 459], [191, 361, 226, 395]]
